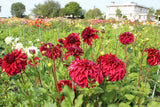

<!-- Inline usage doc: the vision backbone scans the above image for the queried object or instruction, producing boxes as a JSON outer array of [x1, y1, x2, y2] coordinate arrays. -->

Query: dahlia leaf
[[75, 94, 83, 107], [90, 87, 104, 94], [62, 85, 75, 104], [125, 94, 135, 101]]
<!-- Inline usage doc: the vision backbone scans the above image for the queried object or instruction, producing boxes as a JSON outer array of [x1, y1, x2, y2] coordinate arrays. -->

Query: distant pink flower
[[112, 24, 117, 29]]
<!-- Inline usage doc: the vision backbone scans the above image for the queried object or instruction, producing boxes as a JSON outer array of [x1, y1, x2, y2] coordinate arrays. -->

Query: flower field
[[0, 17, 160, 107]]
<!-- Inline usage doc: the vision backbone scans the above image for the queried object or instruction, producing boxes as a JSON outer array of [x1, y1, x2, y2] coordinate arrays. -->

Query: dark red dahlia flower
[[40, 43, 54, 59], [2, 49, 27, 76], [144, 48, 160, 66], [81, 26, 99, 45], [0, 58, 2, 67], [63, 33, 80, 48], [52, 44, 62, 60], [40, 43, 61, 60], [119, 32, 134, 45], [63, 46, 84, 60], [68, 59, 103, 88], [58, 39, 64, 44], [28, 57, 40, 68], [97, 53, 126, 81], [58, 79, 76, 101]]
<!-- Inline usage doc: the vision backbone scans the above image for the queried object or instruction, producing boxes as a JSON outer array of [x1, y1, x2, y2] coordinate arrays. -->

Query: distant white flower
[[119, 23, 122, 26], [36, 39, 40, 41], [112, 24, 117, 29], [15, 43, 23, 50], [14, 38, 19, 42], [129, 26, 133, 31], [100, 26, 104, 29], [26, 46, 39, 57], [5, 36, 14, 44]]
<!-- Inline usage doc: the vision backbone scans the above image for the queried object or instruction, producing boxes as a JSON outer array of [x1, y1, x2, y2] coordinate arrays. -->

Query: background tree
[[155, 9, 160, 20], [147, 7, 155, 20], [59, 8, 66, 17], [11, 2, 25, 18], [116, 8, 122, 18], [84, 8, 101, 19], [32, 0, 60, 18], [64, 2, 82, 18]]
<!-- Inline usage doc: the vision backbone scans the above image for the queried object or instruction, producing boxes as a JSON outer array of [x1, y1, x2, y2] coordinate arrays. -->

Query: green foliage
[[11, 2, 25, 18], [116, 8, 122, 18], [32, 0, 60, 18], [64, 2, 82, 18], [85, 8, 102, 19], [147, 7, 155, 20]]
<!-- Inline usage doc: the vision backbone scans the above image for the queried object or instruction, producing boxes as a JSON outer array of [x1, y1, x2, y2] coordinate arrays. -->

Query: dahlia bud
[[30, 54, 34, 58], [48, 63, 52, 67], [46, 45, 50, 48], [101, 29, 105, 33], [100, 51, 105, 56], [42, 51, 46, 54], [144, 38, 149, 42], [29, 49, 35, 54]]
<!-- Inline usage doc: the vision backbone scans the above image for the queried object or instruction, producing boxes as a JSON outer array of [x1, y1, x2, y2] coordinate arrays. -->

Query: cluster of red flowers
[[68, 59, 103, 88], [39, 43, 61, 60], [81, 26, 99, 45], [57, 79, 76, 101], [144, 48, 160, 66], [97, 53, 126, 81], [58, 33, 83, 60], [35, 18, 43, 27], [1, 49, 27, 76], [63, 46, 84, 60], [119, 32, 134, 45]]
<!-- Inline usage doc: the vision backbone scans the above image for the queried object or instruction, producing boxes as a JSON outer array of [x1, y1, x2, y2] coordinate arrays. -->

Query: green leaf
[[75, 94, 83, 107], [84, 46, 91, 59], [44, 102, 57, 107], [125, 94, 135, 101], [108, 104, 118, 107], [90, 87, 104, 94], [61, 99, 72, 107], [147, 101, 160, 107], [119, 102, 131, 107], [62, 85, 75, 104]]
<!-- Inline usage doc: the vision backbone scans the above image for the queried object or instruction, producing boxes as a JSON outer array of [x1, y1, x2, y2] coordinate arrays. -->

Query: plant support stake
[[151, 65, 160, 98]]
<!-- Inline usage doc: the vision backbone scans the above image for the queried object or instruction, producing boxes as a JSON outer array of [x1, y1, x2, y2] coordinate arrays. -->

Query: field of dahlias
[[0, 17, 160, 107]]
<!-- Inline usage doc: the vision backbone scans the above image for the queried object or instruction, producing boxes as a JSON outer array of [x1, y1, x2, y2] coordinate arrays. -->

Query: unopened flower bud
[[46, 45, 50, 48], [101, 29, 105, 33], [48, 63, 52, 67], [29, 49, 35, 54], [42, 51, 46, 54], [100, 51, 105, 56], [144, 38, 149, 42]]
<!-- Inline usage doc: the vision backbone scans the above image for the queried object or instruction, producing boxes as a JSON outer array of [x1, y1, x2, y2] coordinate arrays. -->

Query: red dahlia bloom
[[144, 48, 160, 66], [58, 39, 64, 44], [97, 53, 126, 81], [40, 43, 54, 59], [63, 33, 80, 48], [0, 58, 2, 67], [39, 43, 61, 60], [63, 46, 84, 60], [28, 57, 40, 68], [81, 26, 99, 45], [119, 32, 134, 45], [58, 79, 76, 101], [2, 49, 27, 76], [68, 59, 103, 88]]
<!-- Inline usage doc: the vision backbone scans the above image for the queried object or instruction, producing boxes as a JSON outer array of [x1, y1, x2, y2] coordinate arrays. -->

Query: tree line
[[11, 0, 102, 19]]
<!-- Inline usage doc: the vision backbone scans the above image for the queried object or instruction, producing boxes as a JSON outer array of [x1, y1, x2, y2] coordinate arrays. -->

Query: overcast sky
[[0, 0, 159, 17]]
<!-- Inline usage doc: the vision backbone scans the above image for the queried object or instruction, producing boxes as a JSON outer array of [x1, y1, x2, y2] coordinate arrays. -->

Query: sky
[[0, 0, 159, 17]]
